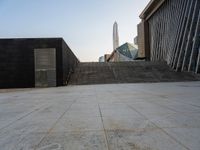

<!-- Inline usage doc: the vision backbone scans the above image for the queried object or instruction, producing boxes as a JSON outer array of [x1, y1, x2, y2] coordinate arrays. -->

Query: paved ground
[[0, 82, 200, 150]]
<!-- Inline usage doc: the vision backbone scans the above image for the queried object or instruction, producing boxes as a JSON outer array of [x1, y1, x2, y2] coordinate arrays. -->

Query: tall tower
[[113, 21, 119, 50]]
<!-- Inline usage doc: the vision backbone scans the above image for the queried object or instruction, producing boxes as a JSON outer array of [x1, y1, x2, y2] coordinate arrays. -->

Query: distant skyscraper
[[113, 21, 119, 50]]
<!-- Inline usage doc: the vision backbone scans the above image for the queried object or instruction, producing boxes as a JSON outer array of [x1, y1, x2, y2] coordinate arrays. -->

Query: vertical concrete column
[[172, 0, 190, 69], [182, 0, 200, 71], [188, 8, 200, 72], [176, 0, 196, 71], [171, 0, 189, 68], [195, 46, 200, 73], [138, 21, 150, 60]]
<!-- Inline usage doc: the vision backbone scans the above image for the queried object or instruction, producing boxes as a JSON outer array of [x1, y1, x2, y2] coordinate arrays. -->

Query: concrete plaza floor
[[0, 82, 200, 150]]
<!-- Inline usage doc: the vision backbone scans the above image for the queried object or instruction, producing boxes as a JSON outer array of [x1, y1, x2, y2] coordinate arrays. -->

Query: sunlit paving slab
[[0, 81, 200, 150]]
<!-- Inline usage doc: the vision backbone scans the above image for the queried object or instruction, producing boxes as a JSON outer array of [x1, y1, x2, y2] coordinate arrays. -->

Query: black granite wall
[[0, 38, 79, 88], [62, 40, 79, 85]]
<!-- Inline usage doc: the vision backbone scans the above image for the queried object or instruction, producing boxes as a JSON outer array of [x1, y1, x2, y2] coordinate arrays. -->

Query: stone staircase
[[68, 61, 200, 85]]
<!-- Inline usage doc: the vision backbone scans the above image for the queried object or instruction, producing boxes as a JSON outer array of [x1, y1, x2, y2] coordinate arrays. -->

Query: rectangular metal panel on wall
[[34, 48, 56, 87]]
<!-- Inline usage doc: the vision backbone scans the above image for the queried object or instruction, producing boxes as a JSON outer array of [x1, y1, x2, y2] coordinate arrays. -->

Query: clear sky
[[0, 0, 150, 62]]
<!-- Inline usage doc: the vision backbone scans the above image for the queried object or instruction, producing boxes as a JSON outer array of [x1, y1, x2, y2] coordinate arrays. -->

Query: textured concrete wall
[[137, 21, 150, 59], [0, 38, 79, 88], [137, 22, 145, 58], [108, 51, 118, 62]]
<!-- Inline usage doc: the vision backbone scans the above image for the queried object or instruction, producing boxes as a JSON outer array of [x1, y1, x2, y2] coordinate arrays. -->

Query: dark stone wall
[[0, 38, 79, 88], [62, 40, 79, 85]]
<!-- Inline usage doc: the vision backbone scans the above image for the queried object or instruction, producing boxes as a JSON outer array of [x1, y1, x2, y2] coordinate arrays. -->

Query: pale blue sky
[[0, 0, 150, 61]]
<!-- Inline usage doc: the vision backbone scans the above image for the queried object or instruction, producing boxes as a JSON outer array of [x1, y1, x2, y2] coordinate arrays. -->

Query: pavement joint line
[[126, 89, 183, 114], [143, 96, 200, 114], [12, 125, 200, 135], [98, 104, 110, 150], [145, 100, 180, 113], [34, 97, 79, 150], [184, 103, 200, 108], [49, 129, 104, 133], [103, 125, 200, 131], [0, 105, 44, 132], [128, 105, 191, 150], [149, 97, 200, 111], [94, 86, 110, 150]]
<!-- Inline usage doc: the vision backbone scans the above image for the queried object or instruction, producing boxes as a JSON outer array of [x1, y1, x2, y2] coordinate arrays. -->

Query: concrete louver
[[140, 0, 200, 74]]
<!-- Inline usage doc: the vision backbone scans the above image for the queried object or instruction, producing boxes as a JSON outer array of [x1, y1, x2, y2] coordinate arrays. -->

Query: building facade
[[138, 0, 200, 73], [107, 43, 138, 62], [99, 56, 105, 62], [0, 38, 79, 88]]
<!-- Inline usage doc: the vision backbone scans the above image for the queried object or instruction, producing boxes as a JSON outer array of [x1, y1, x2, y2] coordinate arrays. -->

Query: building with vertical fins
[[137, 0, 200, 74], [113, 21, 119, 50]]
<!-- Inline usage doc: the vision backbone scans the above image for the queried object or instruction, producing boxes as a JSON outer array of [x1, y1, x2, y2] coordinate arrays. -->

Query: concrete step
[[68, 61, 200, 85]]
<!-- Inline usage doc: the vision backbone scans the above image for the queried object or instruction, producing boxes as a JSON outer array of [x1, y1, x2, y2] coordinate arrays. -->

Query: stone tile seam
[[144, 98, 200, 114], [0, 105, 46, 132], [126, 89, 190, 114], [33, 97, 80, 150], [13, 126, 200, 135], [98, 104, 110, 150], [93, 86, 110, 150], [128, 105, 191, 150], [144, 95, 200, 110]]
